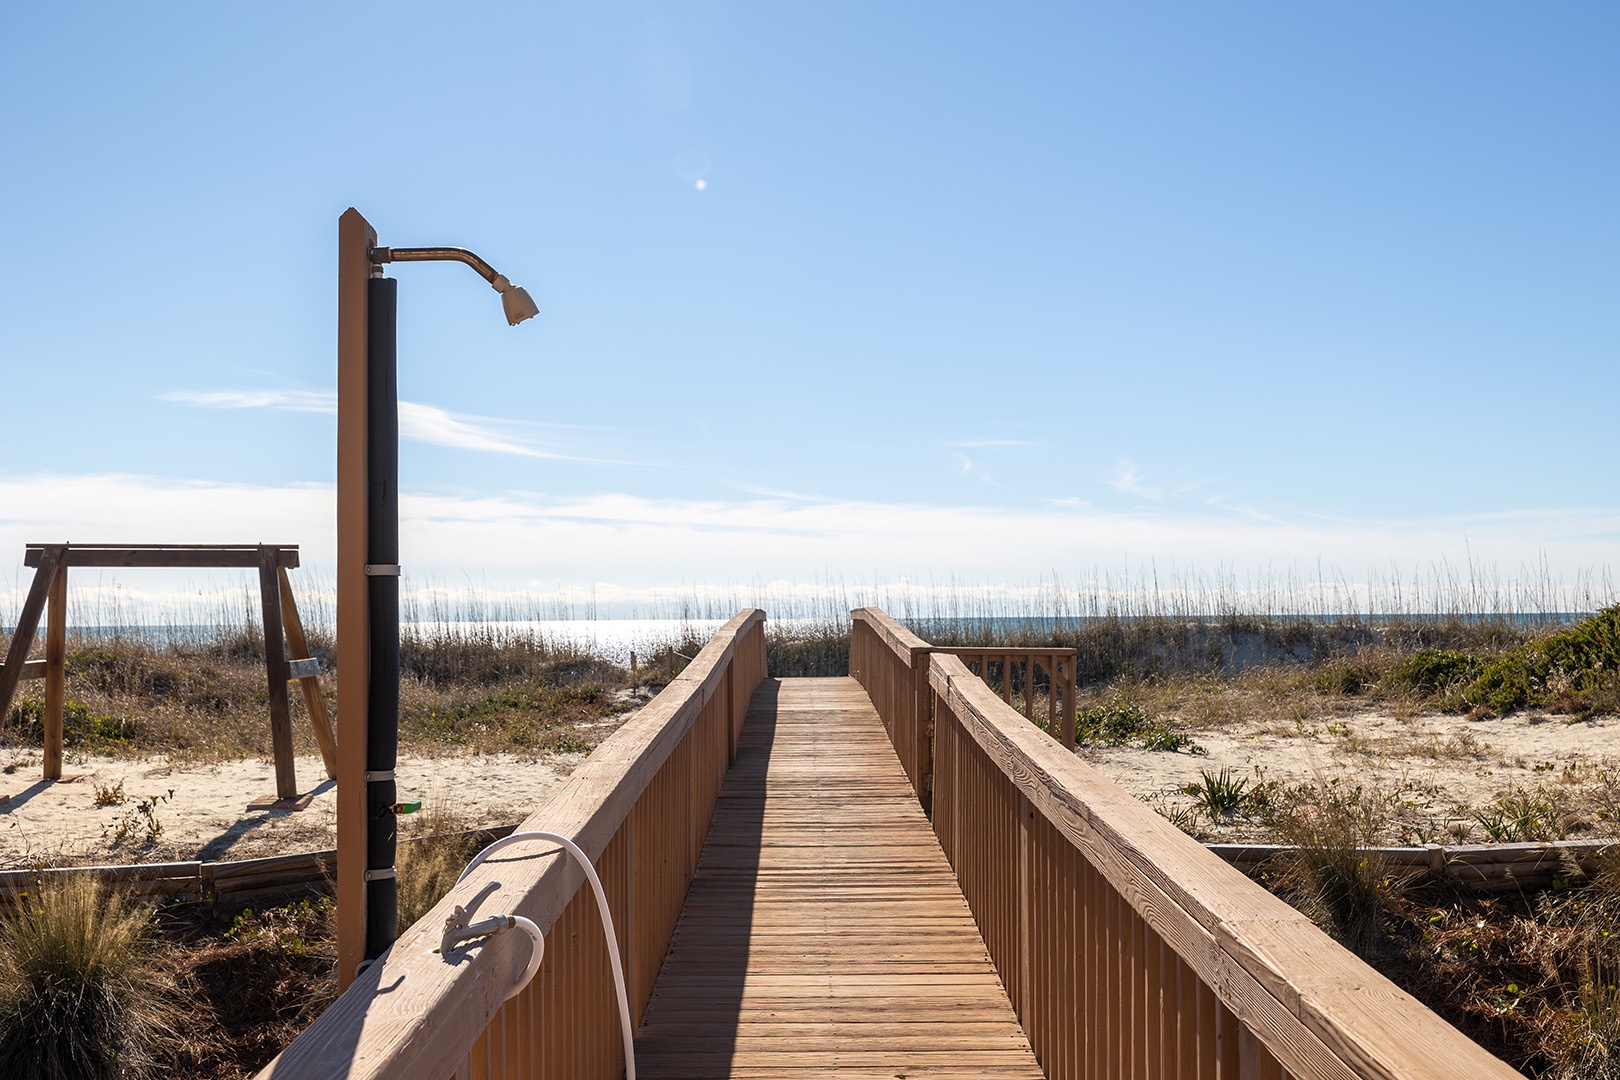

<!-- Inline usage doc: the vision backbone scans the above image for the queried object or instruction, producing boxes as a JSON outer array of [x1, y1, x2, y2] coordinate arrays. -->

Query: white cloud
[[1, 472, 1614, 615]]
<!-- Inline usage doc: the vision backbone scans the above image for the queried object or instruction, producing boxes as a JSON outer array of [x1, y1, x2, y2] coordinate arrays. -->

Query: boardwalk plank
[[635, 677, 1042, 1078]]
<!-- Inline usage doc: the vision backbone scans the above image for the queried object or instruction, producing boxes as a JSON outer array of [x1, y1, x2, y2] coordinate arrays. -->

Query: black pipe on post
[[364, 275, 400, 958]]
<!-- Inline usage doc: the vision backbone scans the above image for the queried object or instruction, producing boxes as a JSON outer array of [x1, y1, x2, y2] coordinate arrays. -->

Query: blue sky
[[2, 3, 1616, 613]]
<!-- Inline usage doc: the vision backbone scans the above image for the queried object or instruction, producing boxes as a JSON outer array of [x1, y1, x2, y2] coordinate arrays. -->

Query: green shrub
[[1455, 606, 1620, 716], [1183, 768, 1250, 817], [1316, 661, 1376, 696], [1473, 783, 1571, 843], [9, 698, 138, 752], [0, 875, 166, 1079], [1464, 654, 1539, 714], [1075, 703, 1204, 754], [1397, 649, 1479, 696]]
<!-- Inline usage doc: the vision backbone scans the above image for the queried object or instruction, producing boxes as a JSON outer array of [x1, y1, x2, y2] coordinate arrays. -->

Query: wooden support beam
[[258, 546, 298, 800], [0, 544, 63, 734], [25, 544, 299, 569], [279, 567, 338, 780], [44, 565, 66, 781]]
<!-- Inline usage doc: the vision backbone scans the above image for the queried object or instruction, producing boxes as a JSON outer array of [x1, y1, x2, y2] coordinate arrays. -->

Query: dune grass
[[0, 874, 167, 1080], [395, 803, 484, 929], [0, 620, 638, 765]]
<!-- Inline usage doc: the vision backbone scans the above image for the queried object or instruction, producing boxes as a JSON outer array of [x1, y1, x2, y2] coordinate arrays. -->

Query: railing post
[[0, 544, 63, 743]]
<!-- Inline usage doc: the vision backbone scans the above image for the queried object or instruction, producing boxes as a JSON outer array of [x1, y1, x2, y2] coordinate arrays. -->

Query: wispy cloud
[[1106, 458, 1163, 500], [162, 387, 592, 460], [396, 402, 545, 457], [163, 388, 335, 413], [950, 451, 1000, 487]]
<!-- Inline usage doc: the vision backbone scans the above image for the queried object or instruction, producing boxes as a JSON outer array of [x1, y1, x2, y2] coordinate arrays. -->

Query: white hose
[[506, 915, 545, 1001], [458, 831, 637, 1080]]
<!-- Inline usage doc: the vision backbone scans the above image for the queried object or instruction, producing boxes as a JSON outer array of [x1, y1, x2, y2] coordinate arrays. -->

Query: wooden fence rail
[[256, 609, 767, 1080], [857, 606, 1519, 1080], [850, 613, 1079, 816], [1211, 837, 1618, 894], [0, 826, 520, 908]]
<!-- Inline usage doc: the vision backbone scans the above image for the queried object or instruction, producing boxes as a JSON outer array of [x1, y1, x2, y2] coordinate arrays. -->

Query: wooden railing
[[858, 607, 1519, 1080], [935, 647, 1077, 746], [849, 608, 934, 808], [256, 609, 767, 1080], [850, 610, 1081, 809]]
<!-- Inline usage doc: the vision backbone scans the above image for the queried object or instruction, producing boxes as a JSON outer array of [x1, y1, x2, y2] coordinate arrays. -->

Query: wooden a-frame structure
[[0, 544, 337, 801]]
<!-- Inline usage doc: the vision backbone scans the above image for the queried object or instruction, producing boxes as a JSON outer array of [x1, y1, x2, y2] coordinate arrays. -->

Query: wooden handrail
[[256, 609, 767, 1080], [849, 608, 933, 809], [926, 647, 1518, 1079]]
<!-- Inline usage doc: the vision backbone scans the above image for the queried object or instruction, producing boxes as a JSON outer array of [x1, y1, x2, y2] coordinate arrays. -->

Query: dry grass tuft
[[396, 803, 483, 929], [1268, 779, 1397, 954], [0, 874, 168, 1080]]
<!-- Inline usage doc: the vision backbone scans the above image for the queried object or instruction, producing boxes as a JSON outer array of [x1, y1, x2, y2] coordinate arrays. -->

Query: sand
[[1083, 707, 1617, 843], [0, 749, 584, 869], [3, 704, 1612, 869]]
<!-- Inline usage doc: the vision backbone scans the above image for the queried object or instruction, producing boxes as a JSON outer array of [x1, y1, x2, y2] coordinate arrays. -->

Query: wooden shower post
[[335, 206, 377, 989]]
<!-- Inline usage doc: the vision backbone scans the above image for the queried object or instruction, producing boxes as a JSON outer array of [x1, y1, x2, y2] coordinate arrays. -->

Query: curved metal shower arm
[[370, 246, 502, 286]]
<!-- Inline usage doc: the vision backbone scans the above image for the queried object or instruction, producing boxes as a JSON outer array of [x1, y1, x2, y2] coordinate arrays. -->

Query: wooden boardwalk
[[635, 677, 1043, 1079]]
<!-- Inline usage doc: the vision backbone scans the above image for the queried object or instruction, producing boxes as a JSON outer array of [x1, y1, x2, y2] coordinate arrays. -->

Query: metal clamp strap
[[364, 770, 395, 782], [363, 867, 397, 882], [364, 563, 402, 576]]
